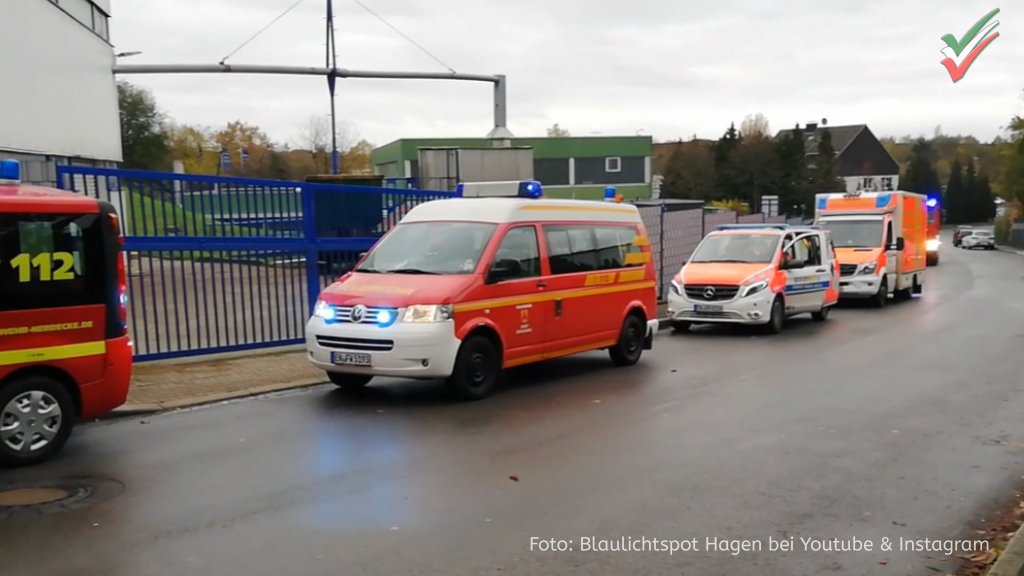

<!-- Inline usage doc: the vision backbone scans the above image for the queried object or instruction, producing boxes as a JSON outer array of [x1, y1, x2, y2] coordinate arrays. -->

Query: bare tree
[[740, 113, 771, 141], [297, 115, 361, 173], [298, 116, 330, 173]]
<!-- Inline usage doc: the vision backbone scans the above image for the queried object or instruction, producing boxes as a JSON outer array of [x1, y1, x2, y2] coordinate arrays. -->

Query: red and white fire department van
[[0, 159, 132, 467], [305, 180, 659, 400]]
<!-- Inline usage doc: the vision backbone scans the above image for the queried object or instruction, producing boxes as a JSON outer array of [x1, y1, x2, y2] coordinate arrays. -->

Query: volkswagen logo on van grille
[[350, 305, 367, 323], [703, 286, 717, 300]]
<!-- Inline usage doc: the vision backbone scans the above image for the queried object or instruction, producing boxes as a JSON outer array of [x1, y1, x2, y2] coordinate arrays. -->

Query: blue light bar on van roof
[[459, 180, 544, 198], [926, 197, 939, 208], [0, 159, 21, 184]]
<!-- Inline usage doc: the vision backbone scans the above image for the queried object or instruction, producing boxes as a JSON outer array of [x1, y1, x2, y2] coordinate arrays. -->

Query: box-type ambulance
[[305, 180, 659, 400], [666, 224, 839, 334], [813, 190, 927, 306]]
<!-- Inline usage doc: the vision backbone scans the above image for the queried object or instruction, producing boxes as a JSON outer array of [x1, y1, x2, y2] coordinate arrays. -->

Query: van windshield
[[818, 219, 884, 248], [356, 221, 497, 275], [690, 234, 780, 264]]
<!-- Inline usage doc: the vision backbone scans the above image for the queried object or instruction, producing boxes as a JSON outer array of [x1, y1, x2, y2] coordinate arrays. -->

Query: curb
[[997, 245, 1024, 257], [103, 378, 328, 420], [987, 524, 1024, 576], [99, 317, 677, 420]]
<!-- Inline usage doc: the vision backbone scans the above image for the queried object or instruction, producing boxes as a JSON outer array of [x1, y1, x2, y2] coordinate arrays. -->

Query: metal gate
[[57, 166, 456, 361]]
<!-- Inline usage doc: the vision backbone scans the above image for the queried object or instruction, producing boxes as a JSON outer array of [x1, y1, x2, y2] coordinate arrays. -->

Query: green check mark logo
[[941, 8, 1000, 56]]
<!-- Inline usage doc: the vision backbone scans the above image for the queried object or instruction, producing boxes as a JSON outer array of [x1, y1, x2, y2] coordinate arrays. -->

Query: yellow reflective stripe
[[453, 281, 655, 313], [0, 341, 106, 367], [617, 269, 647, 282], [624, 252, 651, 265], [505, 339, 618, 368], [632, 236, 650, 247]]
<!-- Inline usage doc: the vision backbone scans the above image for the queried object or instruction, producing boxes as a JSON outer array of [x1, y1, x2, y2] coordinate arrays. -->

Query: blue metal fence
[[56, 166, 456, 361]]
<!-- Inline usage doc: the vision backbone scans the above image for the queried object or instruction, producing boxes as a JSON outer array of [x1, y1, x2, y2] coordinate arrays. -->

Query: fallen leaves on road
[[509, 475, 519, 482], [949, 488, 1024, 576]]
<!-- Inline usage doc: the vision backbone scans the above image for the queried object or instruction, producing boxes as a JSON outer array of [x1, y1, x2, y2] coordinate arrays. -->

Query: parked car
[[953, 226, 973, 247], [961, 229, 996, 250]]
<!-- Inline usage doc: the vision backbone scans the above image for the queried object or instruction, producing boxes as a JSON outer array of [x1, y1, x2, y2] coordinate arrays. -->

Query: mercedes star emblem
[[703, 286, 716, 300], [350, 304, 367, 323]]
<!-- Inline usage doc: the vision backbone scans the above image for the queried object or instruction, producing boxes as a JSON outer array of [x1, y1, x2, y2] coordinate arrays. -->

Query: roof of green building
[[373, 136, 652, 164]]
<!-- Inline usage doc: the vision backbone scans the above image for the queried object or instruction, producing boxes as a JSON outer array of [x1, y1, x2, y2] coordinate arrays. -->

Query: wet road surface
[[3, 235, 1024, 576]]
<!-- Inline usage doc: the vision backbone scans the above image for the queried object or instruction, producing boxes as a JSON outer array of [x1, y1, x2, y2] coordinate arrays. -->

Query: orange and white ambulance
[[666, 224, 840, 334], [305, 180, 659, 400], [813, 190, 927, 307]]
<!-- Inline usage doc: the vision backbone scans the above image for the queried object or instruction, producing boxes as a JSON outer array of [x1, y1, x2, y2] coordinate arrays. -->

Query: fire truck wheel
[[609, 313, 646, 366], [448, 335, 500, 401], [0, 375, 75, 468], [761, 297, 785, 334], [327, 373, 373, 389]]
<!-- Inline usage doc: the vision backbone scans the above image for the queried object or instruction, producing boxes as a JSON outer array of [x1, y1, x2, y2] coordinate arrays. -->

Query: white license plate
[[694, 304, 723, 312], [331, 352, 371, 366]]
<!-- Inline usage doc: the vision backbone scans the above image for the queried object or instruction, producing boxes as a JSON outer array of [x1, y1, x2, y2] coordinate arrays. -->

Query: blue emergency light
[[926, 197, 939, 208], [0, 159, 21, 183], [459, 180, 544, 198], [518, 180, 543, 198], [604, 186, 616, 202]]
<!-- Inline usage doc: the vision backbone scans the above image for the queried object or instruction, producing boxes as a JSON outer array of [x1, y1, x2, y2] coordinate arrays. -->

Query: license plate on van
[[694, 304, 723, 313], [331, 352, 371, 366]]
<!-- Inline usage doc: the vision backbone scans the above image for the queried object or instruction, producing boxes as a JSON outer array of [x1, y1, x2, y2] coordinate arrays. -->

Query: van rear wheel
[[609, 314, 646, 366], [0, 376, 75, 468]]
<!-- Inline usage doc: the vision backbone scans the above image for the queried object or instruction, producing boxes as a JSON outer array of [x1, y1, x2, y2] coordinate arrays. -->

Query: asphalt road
[[4, 234, 1024, 576]]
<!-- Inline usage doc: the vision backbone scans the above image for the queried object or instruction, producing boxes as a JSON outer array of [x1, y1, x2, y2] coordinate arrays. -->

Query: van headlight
[[670, 279, 683, 296], [742, 280, 768, 298], [857, 262, 878, 275], [314, 299, 336, 321], [403, 304, 453, 323]]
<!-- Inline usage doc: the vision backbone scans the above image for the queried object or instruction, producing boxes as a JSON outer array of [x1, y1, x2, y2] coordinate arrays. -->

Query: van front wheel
[[0, 376, 75, 468], [448, 335, 501, 401], [609, 314, 646, 366]]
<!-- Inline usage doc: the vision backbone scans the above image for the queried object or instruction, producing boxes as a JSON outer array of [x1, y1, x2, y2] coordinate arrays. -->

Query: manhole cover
[[0, 477, 123, 520], [0, 488, 72, 506]]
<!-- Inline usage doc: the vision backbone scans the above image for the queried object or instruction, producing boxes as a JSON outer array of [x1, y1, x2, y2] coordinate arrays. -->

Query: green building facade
[[371, 136, 653, 200]]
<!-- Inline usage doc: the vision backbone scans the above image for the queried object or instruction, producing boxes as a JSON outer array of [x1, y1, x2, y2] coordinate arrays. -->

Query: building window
[[93, 5, 109, 40], [605, 157, 621, 173]]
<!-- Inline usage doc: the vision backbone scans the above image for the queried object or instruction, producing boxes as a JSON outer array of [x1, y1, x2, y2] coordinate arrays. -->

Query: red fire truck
[[0, 159, 132, 467]]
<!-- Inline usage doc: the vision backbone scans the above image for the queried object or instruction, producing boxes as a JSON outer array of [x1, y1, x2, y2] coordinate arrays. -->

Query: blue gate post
[[301, 183, 321, 315]]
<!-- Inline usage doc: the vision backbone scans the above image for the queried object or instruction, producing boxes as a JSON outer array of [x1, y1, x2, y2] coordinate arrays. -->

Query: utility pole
[[326, 0, 340, 174]]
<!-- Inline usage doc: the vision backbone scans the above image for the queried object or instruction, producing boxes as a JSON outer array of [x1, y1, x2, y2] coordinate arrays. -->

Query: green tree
[[775, 124, 812, 215], [712, 123, 743, 201], [945, 157, 966, 223], [661, 139, 715, 200], [977, 171, 996, 222], [117, 81, 170, 170], [809, 128, 844, 195], [736, 115, 779, 213], [901, 138, 941, 196], [963, 156, 978, 222], [546, 123, 571, 137]]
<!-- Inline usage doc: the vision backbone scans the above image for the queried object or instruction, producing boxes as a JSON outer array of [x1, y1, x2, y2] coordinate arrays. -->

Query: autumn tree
[[167, 123, 218, 175], [117, 81, 170, 170], [945, 157, 966, 224]]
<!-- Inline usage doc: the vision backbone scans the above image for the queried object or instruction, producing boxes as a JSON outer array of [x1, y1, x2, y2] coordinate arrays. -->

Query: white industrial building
[[0, 0, 122, 185]]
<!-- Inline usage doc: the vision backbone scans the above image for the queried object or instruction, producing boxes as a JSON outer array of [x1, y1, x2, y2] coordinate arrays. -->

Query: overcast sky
[[112, 0, 1024, 149]]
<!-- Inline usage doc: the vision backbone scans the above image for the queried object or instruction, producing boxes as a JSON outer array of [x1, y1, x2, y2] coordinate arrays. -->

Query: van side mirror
[[891, 238, 905, 251], [486, 259, 522, 284], [358, 252, 367, 259]]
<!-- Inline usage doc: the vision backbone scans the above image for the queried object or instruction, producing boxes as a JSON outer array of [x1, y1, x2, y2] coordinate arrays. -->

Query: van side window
[[594, 226, 638, 269], [544, 225, 599, 274], [785, 235, 812, 265], [886, 220, 894, 247], [492, 226, 540, 279], [804, 235, 822, 266]]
